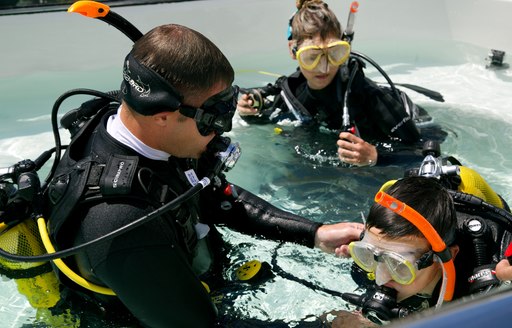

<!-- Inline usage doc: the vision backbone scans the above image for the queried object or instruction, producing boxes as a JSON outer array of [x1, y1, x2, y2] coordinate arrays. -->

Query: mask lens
[[182, 86, 239, 136], [382, 252, 416, 285], [349, 242, 377, 272], [297, 47, 324, 70], [350, 241, 418, 285], [327, 42, 350, 66]]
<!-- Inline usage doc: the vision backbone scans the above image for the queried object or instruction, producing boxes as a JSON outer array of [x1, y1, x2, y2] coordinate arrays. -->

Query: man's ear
[[450, 244, 460, 259], [153, 111, 173, 127], [288, 40, 297, 60]]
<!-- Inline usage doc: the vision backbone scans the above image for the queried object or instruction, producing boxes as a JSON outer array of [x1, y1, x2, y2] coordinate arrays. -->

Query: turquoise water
[[1, 0, 512, 326]]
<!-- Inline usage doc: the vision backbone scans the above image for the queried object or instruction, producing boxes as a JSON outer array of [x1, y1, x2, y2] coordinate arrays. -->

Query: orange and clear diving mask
[[296, 41, 351, 71], [349, 240, 434, 285]]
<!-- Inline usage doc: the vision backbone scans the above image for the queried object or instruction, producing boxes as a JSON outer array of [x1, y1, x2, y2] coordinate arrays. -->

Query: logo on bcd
[[112, 161, 125, 189]]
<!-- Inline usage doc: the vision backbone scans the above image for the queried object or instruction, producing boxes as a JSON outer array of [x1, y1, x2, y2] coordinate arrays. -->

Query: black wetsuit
[[45, 107, 322, 328], [241, 60, 436, 166]]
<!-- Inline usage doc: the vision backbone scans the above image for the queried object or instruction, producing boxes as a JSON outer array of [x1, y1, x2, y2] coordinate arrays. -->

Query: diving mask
[[349, 240, 434, 285], [296, 41, 351, 71], [179, 85, 239, 136]]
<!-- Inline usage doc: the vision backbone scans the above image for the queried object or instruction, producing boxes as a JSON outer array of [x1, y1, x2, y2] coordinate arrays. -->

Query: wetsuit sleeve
[[201, 184, 322, 248], [239, 78, 287, 125]]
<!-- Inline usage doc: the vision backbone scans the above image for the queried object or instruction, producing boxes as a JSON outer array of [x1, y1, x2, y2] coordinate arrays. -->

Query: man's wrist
[[313, 223, 325, 248]]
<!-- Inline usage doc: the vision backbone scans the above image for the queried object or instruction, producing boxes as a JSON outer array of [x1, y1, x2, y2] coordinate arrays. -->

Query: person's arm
[[336, 74, 424, 166], [202, 184, 363, 251], [336, 131, 423, 167], [237, 79, 286, 124], [496, 259, 512, 281]]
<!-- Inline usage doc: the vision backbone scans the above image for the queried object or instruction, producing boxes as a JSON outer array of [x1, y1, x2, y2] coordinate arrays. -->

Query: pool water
[[1, 0, 512, 326]]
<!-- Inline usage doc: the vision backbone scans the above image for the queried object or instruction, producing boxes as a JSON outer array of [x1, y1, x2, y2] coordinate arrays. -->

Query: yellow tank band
[[37, 217, 116, 296]]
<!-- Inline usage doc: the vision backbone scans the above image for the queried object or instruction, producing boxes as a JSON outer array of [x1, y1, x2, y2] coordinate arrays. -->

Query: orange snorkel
[[375, 191, 456, 302], [68, 1, 143, 42]]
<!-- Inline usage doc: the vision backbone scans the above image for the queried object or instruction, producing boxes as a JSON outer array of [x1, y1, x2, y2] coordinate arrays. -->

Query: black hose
[[0, 177, 209, 263], [350, 51, 401, 100], [270, 242, 345, 298], [47, 89, 120, 185]]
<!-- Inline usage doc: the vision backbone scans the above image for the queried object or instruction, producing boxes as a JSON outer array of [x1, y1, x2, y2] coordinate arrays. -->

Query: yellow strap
[[37, 217, 116, 296]]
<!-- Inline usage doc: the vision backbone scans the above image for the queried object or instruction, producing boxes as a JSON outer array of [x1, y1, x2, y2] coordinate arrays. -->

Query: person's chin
[[311, 75, 332, 89]]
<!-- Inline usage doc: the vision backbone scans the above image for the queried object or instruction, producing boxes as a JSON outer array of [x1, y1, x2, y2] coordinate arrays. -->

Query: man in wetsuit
[[45, 24, 363, 328], [237, 0, 431, 167]]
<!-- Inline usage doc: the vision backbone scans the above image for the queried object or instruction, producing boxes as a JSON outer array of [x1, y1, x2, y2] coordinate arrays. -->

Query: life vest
[[44, 101, 201, 262]]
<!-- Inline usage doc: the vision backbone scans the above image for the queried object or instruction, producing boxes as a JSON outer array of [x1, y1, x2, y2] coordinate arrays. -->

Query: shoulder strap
[[278, 71, 314, 122]]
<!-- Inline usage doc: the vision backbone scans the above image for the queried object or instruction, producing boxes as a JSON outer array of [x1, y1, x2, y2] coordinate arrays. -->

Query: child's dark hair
[[367, 176, 457, 245], [291, 0, 342, 46]]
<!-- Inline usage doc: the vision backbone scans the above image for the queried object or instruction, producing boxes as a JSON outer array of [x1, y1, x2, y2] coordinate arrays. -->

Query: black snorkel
[[67, 1, 142, 42]]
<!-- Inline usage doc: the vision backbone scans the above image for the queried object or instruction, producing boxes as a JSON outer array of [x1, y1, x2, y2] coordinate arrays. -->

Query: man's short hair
[[131, 24, 234, 100]]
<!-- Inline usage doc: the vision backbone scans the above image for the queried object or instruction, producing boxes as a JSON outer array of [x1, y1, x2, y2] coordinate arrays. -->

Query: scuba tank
[[0, 155, 61, 309]]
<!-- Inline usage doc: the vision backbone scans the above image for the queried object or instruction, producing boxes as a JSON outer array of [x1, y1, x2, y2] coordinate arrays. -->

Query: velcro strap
[[100, 154, 138, 196], [87, 164, 104, 186]]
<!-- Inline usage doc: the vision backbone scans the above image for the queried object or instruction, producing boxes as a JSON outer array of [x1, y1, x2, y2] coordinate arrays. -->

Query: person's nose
[[375, 262, 392, 286], [314, 55, 329, 74]]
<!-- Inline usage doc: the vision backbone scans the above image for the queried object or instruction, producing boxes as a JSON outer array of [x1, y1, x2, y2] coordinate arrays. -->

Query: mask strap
[[434, 254, 448, 309], [375, 191, 456, 302]]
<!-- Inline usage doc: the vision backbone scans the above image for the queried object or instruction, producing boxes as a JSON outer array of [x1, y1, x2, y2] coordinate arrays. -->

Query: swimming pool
[[1, 0, 512, 326]]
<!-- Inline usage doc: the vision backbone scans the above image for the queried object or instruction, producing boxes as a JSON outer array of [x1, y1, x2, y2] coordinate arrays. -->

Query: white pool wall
[[1, 0, 511, 79]]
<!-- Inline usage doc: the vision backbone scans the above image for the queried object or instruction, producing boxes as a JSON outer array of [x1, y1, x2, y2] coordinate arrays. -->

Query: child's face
[[295, 34, 344, 90], [357, 227, 442, 302]]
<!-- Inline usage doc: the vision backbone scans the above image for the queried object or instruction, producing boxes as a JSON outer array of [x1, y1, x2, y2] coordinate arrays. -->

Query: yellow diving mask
[[296, 40, 351, 71], [348, 240, 434, 285]]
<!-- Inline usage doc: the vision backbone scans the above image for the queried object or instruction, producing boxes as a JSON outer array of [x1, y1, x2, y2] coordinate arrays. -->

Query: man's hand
[[496, 259, 512, 281], [314, 222, 364, 254], [337, 132, 378, 167], [237, 93, 259, 116]]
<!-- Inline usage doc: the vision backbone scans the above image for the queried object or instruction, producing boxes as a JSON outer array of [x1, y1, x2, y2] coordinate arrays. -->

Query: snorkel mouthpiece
[[342, 285, 410, 325], [375, 191, 456, 301]]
